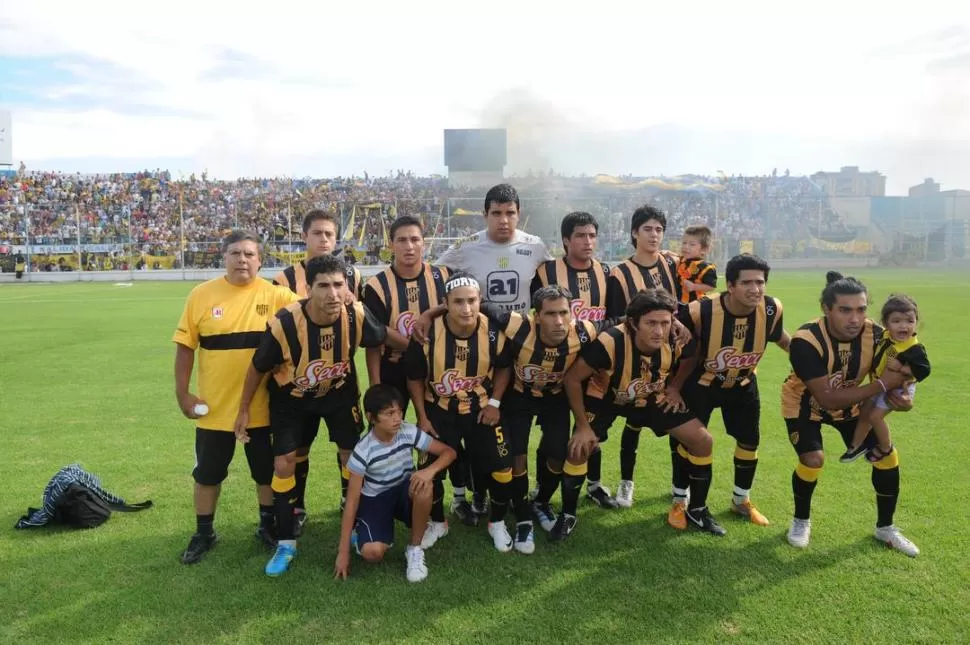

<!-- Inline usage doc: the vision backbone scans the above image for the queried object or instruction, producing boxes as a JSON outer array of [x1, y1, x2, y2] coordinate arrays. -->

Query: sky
[[0, 0, 968, 194]]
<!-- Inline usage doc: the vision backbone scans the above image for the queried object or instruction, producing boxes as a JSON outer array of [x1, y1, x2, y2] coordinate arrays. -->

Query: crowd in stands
[[0, 167, 849, 270]]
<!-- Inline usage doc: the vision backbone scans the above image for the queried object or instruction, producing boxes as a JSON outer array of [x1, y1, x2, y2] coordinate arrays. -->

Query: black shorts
[[270, 390, 363, 455], [380, 360, 410, 413], [355, 479, 412, 546], [683, 377, 761, 446], [502, 390, 571, 463], [426, 405, 511, 474], [785, 416, 873, 456], [584, 398, 696, 441], [192, 427, 273, 486]]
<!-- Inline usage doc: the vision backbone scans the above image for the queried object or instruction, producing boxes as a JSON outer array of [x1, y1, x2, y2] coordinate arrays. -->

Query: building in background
[[811, 166, 886, 197]]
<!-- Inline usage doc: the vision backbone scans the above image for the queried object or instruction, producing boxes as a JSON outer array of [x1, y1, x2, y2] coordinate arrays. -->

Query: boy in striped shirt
[[334, 385, 456, 583]]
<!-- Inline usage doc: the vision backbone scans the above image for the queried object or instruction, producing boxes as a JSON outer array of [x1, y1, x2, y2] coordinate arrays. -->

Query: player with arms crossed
[[173, 230, 299, 565], [782, 271, 916, 555], [562, 289, 725, 540], [272, 209, 365, 535], [666, 254, 790, 530], [405, 273, 520, 553], [235, 254, 400, 576]]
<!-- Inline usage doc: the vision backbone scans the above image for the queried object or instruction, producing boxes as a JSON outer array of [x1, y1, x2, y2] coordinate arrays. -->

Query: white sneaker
[[513, 521, 535, 555], [420, 521, 449, 550], [787, 518, 811, 548], [616, 480, 635, 508], [405, 545, 428, 582], [487, 521, 513, 553], [874, 525, 920, 557]]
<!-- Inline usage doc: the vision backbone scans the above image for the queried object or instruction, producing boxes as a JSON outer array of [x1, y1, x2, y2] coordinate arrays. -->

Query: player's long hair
[[821, 271, 867, 309], [625, 288, 676, 327]]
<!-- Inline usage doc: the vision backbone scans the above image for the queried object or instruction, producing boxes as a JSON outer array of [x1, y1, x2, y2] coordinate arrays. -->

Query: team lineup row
[[172, 184, 927, 583]]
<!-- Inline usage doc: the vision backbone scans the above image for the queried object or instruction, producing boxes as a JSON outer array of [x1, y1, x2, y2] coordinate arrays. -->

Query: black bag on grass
[[15, 463, 153, 530]]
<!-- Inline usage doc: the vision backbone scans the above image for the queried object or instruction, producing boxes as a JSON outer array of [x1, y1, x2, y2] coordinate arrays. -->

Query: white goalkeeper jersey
[[436, 229, 552, 314]]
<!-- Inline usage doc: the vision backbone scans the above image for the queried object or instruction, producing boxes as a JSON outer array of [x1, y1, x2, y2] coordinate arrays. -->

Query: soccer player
[[841, 294, 930, 463], [531, 211, 610, 322], [604, 205, 684, 510], [405, 273, 519, 553], [273, 209, 364, 299], [173, 230, 299, 565], [334, 385, 457, 583], [362, 216, 473, 524], [435, 183, 552, 314], [782, 271, 916, 556], [676, 225, 717, 304], [529, 210, 611, 505], [562, 289, 725, 541], [488, 286, 612, 537], [665, 254, 790, 530], [272, 209, 364, 535], [234, 254, 399, 576], [432, 183, 552, 517]]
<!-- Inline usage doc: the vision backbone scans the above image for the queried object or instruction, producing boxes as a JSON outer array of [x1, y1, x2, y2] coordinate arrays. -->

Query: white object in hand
[[193, 403, 209, 417]]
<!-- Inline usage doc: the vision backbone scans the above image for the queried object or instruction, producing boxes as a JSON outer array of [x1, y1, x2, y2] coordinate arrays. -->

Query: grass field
[[1, 269, 968, 645]]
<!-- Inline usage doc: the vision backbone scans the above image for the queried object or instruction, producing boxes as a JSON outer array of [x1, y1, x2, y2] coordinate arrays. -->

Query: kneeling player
[[334, 385, 457, 583], [235, 254, 397, 577], [562, 289, 725, 541]]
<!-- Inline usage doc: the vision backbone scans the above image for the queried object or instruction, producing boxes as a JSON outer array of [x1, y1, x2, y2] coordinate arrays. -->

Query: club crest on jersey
[[705, 347, 763, 372], [211, 307, 224, 319], [396, 311, 417, 338], [293, 359, 351, 392], [570, 299, 606, 322], [432, 369, 486, 396], [543, 350, 560, 363], [577, 274, 590, 291], [497, 257, 510, 269], [515, 364, 563, 387], [256, 304, 269, 316], [406, 286, 420, 302], [320, 332, 335, 351], [455, 343, 469, 362], [733, 323, 748, 340]]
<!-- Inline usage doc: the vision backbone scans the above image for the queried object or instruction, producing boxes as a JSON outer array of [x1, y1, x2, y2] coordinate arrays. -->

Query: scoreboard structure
[[443, 129, 506, 188]]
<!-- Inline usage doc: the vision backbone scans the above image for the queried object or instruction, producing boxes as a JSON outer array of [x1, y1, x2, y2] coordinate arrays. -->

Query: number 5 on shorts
[[494, 426, 505, 444]]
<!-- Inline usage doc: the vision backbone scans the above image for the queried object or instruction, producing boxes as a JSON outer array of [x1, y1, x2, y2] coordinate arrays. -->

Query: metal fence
[[2, 194, 968, 274]]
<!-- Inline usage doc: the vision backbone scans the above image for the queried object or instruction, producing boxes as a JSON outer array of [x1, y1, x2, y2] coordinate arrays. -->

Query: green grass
[[1, 269, 967, 645]]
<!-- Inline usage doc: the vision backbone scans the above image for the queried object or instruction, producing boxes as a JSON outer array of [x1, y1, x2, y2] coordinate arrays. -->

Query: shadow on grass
[[2, 499, 878, 645]]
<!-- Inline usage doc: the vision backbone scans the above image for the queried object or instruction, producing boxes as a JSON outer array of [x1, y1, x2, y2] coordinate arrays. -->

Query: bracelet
[[488, 398, 501, 409], [876, 378, 888, 393]]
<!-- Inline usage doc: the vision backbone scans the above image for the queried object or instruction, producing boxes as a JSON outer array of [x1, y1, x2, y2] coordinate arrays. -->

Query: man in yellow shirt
[[173, 230, 299, 564]]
